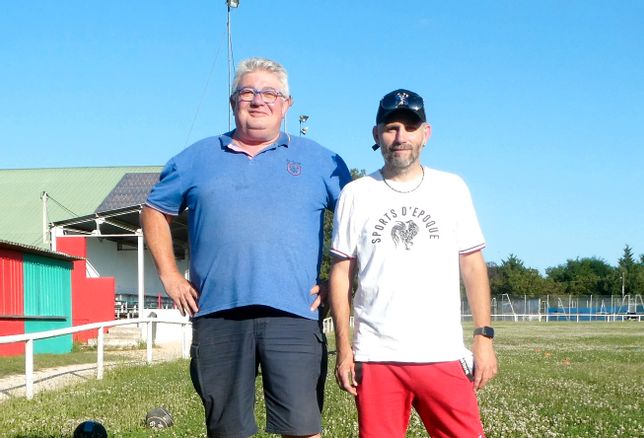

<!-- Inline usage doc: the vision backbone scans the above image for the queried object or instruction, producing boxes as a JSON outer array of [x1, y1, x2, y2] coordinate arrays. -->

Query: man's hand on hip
[[161, 272, 199, 317]]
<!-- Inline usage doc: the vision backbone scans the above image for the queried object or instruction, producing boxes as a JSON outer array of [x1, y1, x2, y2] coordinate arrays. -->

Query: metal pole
[[97, 327, 104, 380], [182, 323, 190, 359], [146, 320, 153, 364], [137, 231, 145, 316], [227, 4, 233, 131], [621, 273, 625, 297], [137, 230, 145, 339], [50, 226, 58, 252], [25, 339, 34, 400], [41, 191, 49, 244], [546, 295, 549, 322]]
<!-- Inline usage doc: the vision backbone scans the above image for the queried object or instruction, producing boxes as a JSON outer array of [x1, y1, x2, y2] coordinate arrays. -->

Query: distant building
[[0, 167, 189, 317], [0, 240, 79, 355]]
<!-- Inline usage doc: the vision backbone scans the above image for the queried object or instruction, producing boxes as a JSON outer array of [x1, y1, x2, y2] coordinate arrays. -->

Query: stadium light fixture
[[299, 115, 310, 135]]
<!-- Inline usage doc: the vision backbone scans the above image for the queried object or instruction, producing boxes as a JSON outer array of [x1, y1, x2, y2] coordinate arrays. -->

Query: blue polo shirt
[[146, 131, 351, 320]]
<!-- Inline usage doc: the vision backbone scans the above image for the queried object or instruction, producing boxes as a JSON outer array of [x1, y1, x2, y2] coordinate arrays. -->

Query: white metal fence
[[0, 317, 190, 400], [463, 294, 644, 322], [322, 294, 643, 333]]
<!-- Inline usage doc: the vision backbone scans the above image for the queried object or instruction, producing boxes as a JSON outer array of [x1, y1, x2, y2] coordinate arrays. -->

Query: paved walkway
[[0, 344, 186, 403]]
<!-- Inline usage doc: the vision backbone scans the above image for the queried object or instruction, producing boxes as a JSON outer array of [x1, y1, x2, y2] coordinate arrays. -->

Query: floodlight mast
[[227, 0, 239, 130]]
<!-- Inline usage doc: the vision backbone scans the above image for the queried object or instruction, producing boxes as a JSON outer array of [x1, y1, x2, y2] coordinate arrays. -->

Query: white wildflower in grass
[[0, 322, 642, 436], [477, 322, 643, 437]]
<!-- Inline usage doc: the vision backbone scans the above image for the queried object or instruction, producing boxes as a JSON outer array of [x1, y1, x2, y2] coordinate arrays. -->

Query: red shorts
[[355, 361, 484, 438]]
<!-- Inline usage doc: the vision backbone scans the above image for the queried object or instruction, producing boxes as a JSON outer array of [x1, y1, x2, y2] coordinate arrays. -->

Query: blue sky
[[2, 1, 643, 273]]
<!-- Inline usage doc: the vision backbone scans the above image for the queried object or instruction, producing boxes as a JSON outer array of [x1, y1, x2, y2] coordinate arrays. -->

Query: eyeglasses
[[379, 91, 424, 112], [233, 87, 286, 104]]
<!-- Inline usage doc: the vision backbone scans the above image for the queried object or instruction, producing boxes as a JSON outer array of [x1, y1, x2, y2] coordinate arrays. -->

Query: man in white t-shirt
[[329, 89, 498, 437]]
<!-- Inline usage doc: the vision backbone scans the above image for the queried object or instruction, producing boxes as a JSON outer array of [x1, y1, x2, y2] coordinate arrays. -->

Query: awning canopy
[[51, 205, 189, 258]]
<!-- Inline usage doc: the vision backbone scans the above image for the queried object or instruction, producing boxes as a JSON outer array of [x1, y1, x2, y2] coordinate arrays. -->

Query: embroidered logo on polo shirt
[[287, 160, 302, 176]]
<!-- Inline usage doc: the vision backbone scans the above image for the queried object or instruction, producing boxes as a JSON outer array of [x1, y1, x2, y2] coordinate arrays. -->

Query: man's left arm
[[312, 156, 352, 312], [460, 250, 498, 390]]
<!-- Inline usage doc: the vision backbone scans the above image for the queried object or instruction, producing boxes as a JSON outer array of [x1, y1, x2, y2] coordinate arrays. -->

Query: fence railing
[[321, 311, 642, 333], [0, 317, 190, 400], [473, 313, 643, 322]]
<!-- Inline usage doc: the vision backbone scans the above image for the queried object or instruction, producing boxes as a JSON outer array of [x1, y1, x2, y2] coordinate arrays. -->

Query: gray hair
[[231, 57, 290, 97]]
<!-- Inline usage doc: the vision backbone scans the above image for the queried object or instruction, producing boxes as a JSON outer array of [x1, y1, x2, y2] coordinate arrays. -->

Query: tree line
[[488, 245, 644, 297], [320, 169, 643, 298]]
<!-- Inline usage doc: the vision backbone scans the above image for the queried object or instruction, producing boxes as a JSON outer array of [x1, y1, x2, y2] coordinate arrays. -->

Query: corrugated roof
[[95, 173, 160, 212], [0, 167, 162, 248], [0, 239, 82, 261]]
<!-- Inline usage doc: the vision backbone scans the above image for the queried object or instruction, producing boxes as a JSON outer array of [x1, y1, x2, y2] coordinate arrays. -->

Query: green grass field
[[0, 322, 642, 437]]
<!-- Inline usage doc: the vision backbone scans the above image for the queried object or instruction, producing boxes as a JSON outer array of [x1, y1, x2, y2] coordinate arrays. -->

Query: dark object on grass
[[73, 420, 108, 437], [145, 406, 174, 428]]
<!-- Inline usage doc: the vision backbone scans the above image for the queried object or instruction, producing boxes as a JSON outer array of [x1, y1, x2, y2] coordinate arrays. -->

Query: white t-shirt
[[331, 166, 485, 363]]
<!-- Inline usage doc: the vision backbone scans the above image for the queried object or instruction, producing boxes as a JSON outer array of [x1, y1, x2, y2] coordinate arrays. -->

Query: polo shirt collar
[[221, 130, 291, 152]]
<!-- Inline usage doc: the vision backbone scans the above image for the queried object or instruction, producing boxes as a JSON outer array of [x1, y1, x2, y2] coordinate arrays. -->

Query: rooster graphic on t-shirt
[[391, 220, 419, 250]]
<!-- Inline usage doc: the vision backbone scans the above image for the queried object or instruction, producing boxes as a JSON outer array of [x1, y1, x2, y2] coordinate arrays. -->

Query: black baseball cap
[[373, 89, 426, 150], [376, 89, 426, 124]]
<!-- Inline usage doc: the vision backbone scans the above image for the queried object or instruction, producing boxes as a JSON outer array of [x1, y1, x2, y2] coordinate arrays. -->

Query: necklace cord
[[380, 166, 425, 193]]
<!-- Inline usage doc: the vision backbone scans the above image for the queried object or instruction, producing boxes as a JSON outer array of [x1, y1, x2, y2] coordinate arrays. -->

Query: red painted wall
[[56, 237, 115, 343], [0, 248, 25, 355]]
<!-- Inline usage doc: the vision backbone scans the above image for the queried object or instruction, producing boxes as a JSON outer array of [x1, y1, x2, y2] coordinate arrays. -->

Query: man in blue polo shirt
[[142, 57, 351, 438]]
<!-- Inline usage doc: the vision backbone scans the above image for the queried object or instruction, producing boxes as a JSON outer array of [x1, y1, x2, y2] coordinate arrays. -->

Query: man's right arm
[[141, 206, 199, 317], [329, 256, 357, 396]]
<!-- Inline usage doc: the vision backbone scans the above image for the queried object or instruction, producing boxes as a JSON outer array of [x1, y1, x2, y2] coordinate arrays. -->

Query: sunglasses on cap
[[379, 90, 424, 114]]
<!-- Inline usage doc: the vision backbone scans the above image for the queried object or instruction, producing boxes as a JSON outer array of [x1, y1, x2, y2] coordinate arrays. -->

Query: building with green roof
[[0, 166, 192, 313], [0, 166, 162, 247]]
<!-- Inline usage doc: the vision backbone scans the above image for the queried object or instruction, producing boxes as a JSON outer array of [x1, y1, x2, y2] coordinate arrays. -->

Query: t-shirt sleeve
[[330, 187, 357, 259], [325, 154, 353, 211], [455, 177, 486, 254], [145, 159, 186, 216]]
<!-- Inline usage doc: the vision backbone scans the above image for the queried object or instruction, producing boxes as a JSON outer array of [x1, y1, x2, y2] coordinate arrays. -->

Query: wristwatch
[[473, 326, 495, 339]]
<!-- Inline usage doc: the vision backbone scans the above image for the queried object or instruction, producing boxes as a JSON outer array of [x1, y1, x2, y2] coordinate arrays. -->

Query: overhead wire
[[183, 27, 228, 149], [47, 194, 80, 218]]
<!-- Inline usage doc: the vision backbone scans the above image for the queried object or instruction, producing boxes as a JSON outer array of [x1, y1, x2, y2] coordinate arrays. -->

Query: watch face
[[475, 326, 494, 338]]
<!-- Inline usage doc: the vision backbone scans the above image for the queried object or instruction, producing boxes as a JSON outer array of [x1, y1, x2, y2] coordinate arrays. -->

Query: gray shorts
[[190, 306, 327, 438]]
